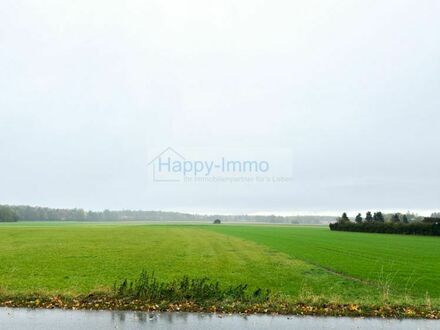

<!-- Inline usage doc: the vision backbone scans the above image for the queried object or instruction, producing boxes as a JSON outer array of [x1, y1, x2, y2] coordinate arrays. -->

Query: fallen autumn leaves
[[0, 294, 439, 319]]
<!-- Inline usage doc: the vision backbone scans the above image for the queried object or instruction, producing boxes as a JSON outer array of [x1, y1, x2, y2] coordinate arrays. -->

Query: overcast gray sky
[[1, 1, 439, 215]]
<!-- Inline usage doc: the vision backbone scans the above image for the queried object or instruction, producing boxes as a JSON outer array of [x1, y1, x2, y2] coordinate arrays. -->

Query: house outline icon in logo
[[147, 147, 186, 182]]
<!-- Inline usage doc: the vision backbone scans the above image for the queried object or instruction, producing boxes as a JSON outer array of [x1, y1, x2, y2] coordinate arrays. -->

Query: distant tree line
[[0, 205, 201, 222], [329, 212, 440, 236], [0, 204, 334, 224], [432, 212, 440, 218], [0, 206, 19, 222]]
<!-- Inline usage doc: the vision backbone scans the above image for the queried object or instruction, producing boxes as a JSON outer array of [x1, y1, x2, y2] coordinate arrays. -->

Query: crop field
[[207, 225, 440, 299], [0, 222, 439, 310]]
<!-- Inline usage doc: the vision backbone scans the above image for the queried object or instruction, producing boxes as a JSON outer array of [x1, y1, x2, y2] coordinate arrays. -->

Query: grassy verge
[[0, 271, 439, 319]]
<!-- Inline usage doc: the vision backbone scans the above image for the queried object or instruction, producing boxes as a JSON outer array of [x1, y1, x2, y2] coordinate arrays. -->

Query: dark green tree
[[355, 213, 363, 224], [338, 212, 350, 223], [391, 213, 400, 223], [365, 211, 373, 223], [402, 214, 409, 224], [373, 212, 384, 223]]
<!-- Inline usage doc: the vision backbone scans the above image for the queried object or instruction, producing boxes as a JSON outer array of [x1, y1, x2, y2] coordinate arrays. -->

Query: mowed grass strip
[[205, 225, 440, 300], [0, 223, 375, 302]]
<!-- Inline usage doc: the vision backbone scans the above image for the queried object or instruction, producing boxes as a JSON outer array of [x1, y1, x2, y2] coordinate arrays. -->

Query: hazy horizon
[[1, 202, 436, 218], [1, 1, 439, 214]]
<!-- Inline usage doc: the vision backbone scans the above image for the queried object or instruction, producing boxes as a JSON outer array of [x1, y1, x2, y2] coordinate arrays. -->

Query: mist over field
[[1, 1, 440, 215]]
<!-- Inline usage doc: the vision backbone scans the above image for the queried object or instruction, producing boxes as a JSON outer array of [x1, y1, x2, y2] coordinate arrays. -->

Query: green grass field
[[0, 222, 439, 308]]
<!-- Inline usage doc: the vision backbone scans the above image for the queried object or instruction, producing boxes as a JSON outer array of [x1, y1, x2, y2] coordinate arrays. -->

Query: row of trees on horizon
[[1, 205, 437, 225], [0, 204, 332, 224], [330, 211, 440, 236], [336, 211, 420, 224]]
